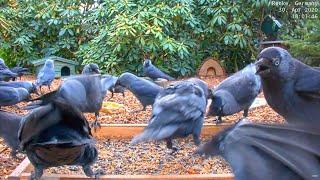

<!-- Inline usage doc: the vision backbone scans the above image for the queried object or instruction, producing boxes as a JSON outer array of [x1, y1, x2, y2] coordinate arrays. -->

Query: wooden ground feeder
[[8, 98, 268, 179], [198, 58, 226, 78], [8, 123, 234, 180]]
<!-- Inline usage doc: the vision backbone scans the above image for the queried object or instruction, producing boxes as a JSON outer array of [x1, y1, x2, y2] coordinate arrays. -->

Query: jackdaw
[[131, 80, 206, 151], [10, 67, 29, 81], [0, 110, 23, 158], [0, 58, 17, 81], [116, 72, 162, 111], [0, 86, 30, 108], [36, 59, 55, 91], [256, 47, 320, 123], [19, 97, 100, 180], [27, 75, 104, 128], [186, 78, 211, 100], [143, 59, 174, 81], [101, 75, 125, 98], [82, 63, 100, 75], [196, 119, 320, 180], [0, 81, 38, 94], [208, 64, 261, 124]]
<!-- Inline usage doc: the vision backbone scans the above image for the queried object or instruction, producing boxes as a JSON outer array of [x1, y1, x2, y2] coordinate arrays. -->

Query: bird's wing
[[37, 69, 55, 85], [223, 121, 320, 180], [18, 103, 58, 149], [148, 83, 206, 127], [148, 65, 173, 79], [295, 66, 320, 98], [131, 82, 206, 143], [0, 88, 19, 104], [130, 79, 161, 98]]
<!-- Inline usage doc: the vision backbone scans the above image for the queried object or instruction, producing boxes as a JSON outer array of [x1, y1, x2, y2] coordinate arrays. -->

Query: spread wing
[[222, 121, 320, 180], [132, 82, 206, 143]]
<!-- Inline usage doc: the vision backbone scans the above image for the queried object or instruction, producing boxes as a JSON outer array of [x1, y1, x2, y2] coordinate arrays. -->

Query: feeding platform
[[8, 123, 234, 180]]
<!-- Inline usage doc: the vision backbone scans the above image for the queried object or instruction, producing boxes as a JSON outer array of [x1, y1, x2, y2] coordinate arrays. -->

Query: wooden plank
[[20, 172, 234, 180], [8, 158, 32, 180], [92, 124, 231, 139], [9, 124, 232, 179]]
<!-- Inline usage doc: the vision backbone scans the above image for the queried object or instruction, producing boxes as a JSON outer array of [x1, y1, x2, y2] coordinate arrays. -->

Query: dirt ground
[[0, 75, 284, 178]]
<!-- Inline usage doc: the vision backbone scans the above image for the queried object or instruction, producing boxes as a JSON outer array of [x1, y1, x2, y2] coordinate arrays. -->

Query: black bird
[[36, 59, 55, 91], [208, 64, 261, 124], [131, 80, 207, 151], [186, 78, 211, 100], [196, 119, 320, 180], [0, 86, 30, 108], [256, 47, 320, 123], [101, 75, 125, 98], [27, 75, 104, 128], [82, 63, 100, 75], [19, 97, 100, 180], [0, 58, 17, 81], [10, 67, 29, 81], [143, 59, 174, 81], [0, 110, 22, 158], [116, 72, 162, 111], [0, 81, 38, 94]]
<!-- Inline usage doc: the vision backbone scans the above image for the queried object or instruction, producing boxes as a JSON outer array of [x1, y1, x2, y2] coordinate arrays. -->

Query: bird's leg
[[82, 165, 94, 177], [243, 108, 249, 118], [122, 92, 125, 97], [193, 134, 201, 146], [48, 85, 51, 91], [91, 112, 101, 131], [82, 165, 105, 179], [39, 86, 42, 94], [214, 116, 223, 124], [30, 166, 44, 180], [166, 138, 178, 152]]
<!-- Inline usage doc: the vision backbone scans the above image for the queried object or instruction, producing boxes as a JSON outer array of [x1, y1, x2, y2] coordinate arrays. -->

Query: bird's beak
[[255, 58, 271, 75], [94, 69, 100, 74]]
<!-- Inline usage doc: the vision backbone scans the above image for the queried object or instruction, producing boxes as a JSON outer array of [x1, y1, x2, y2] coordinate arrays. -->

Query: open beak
[[255, 58, 271, 75]]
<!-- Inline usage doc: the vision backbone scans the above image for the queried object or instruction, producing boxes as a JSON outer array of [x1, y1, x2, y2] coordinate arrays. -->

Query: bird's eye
[[273, 58, 280, 66]]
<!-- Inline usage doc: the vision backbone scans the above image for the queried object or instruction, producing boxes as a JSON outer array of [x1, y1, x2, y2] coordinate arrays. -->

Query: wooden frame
[[8, 123, 234, 180]]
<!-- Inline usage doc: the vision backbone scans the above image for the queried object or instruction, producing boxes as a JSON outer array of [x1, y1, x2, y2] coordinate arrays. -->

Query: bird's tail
[[23, 90, 58, 110], [131, 125, 178, 145]]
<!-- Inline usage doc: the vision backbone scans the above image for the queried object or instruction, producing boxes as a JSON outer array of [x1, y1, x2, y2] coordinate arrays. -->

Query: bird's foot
[[91, 121, 101, 132], [94, 168, 105, 180], [214, 118, 223, 125]]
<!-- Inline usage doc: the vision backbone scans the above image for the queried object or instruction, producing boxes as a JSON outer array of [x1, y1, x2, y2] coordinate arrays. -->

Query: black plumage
[[0, 86, 30, 107], [0, 81, 38, 94], [256, 47, 320, 123], [10, 67, 29, 81], [116, 72, 162, 111], [143, 59, 174, 81], [131, 80, 206, 151], [19, 97, 99, 179], [186, 78, 211, 100], [101, 75, 125, 98], [208, 64, 261, 123], [0, 58, 17, 81], [0, 110, 22, 158], [82, 63, 100, 75], [36, 59, 55, 91], [27, 75, 104, 128], [196, 119, 320, 180]]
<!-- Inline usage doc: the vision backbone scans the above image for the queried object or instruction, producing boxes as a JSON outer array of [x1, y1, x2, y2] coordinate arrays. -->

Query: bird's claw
[[214, 118, 222, 125], [91, 121, 101, 131], [94, 168, 105, 180]]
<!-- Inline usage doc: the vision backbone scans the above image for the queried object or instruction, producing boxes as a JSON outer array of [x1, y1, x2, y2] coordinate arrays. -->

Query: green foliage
[[0, 0, 308, 75], [285, 19, 320, 66]]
